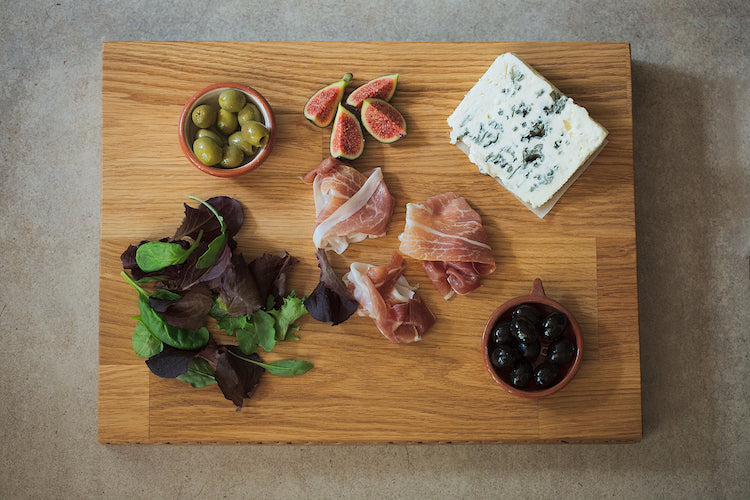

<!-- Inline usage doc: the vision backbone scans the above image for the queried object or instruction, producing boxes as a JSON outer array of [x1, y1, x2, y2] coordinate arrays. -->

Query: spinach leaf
[[177, 357, 217, 388], [122, 271, 210, 351], [189, 196, 228, 270], [227, 349, 313, 377], [131, 318, 164, 358], [135, 231, 203, 272]]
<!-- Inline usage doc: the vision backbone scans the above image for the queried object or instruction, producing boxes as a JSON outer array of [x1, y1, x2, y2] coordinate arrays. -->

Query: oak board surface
[[99, 41, 640, 444]]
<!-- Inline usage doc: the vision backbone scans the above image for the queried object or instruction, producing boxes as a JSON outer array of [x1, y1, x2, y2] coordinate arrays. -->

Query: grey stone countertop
[[1, 1, 747, 498]]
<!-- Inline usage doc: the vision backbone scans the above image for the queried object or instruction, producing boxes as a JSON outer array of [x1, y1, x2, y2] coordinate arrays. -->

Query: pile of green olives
[[488, 303, 577, 390], [190, 88, 269, 169]]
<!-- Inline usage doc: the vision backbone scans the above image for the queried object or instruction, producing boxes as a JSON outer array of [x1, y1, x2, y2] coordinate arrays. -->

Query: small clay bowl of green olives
[[481, 278, 583, 398], [179, 82, 276, 178]]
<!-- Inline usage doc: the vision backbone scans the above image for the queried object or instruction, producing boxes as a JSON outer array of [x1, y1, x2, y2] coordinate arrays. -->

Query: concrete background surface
[[0, 1, 748, 498]]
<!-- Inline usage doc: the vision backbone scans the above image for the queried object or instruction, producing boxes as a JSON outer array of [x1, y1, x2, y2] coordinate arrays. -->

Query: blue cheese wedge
[[448, 53, 608, 216]]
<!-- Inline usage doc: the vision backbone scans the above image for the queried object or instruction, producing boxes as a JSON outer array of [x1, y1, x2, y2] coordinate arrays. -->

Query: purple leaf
[[210, 253, 263, 317], [149, 283, 214, 330], [304, 248, 358, 325], [249, 252, 299, 309], [145, 346, 196, 378], [214, 346, 265, 409]]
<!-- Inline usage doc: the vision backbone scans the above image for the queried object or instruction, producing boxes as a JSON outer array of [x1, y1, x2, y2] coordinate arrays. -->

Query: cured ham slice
[[344, 252, 435, 343], [398, 192, 495, 299], [303, 157, 395, 254]]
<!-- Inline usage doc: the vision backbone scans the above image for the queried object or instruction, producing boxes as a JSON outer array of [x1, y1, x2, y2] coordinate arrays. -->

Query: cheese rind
[[447, 53, 608, 209]]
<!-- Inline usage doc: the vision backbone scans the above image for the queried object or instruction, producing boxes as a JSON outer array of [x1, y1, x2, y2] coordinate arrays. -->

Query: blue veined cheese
[[447, 53, 608, 213]]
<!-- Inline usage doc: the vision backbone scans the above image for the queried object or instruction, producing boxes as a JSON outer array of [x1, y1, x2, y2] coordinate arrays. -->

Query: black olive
[[511, 316, 539, 344], [541, 311, 567, 342], [511, 303, 542, 325], [534, 362, 559, 388], [509, 359, 533, 388], [490, 321, 513, 345], [548, 338, 576, 364], [490, 344, 518, 369], [518, 340, 540, 359]]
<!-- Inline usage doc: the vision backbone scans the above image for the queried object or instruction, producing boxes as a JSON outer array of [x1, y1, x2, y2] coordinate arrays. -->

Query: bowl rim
[[481, 278, 583, 398], [178, 82, 276, 178]]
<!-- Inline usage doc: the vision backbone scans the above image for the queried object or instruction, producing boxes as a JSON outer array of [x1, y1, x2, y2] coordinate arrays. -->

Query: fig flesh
[[304, 73, 353, 127], [330, 104, 364, 160], [360, 98, 407, 144], [345, 74, 398, 110]]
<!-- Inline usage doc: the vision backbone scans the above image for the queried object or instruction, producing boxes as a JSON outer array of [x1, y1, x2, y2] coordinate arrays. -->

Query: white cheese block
[[447, 53, 608, 217]]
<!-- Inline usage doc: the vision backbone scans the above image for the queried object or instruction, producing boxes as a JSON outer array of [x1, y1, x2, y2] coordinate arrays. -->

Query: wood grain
[[99, 42, 640, 444]]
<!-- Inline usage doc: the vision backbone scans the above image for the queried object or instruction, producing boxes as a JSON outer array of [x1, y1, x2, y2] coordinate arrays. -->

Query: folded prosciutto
[[398, 192, 496, 299], [344, 252, 436, 343], [303, 157, 395, 254]]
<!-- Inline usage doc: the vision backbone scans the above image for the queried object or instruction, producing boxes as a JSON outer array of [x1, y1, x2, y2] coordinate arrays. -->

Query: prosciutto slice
[[344, 252, 436, 343], [303, 157, 395, 254], [398, 192, 495, 299]]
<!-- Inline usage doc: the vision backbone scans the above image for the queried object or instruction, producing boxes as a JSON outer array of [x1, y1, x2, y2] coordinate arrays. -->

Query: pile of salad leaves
[[120, 196, 312, 409]]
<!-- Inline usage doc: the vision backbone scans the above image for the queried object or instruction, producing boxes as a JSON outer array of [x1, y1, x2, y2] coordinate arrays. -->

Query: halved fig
[[360, 98, 407, 144], [304, 73, 353, 127], [330, 104, 364, 159], [345, 74, 398, 110]]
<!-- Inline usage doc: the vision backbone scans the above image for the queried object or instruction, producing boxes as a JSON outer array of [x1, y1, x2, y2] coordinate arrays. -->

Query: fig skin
[[304, 73, 353, 127], [360, 98, 407, 144], [330, 104, 364, 160]]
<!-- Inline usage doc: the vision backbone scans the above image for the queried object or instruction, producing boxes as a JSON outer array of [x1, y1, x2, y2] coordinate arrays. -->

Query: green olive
[[241, 120, 269, 147], [218, 89, 246, 113], [191, 104, 217, 128], [228, 131, 256, 155], [220, 145, 245, 169], [237, 103, 261, 126], [216, 109, 239, 135], [192, 136, 222, 166], [194, 128, 224, 147]]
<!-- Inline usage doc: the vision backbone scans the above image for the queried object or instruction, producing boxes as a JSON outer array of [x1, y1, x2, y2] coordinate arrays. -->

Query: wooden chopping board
[[99, 41, 640, 444]]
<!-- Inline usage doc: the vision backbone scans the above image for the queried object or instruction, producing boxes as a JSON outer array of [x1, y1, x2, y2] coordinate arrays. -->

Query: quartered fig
[[360, 98, 406, 144], [346, 74, 398, 110], [330, 104, 364, 160], [303, 73, 353, 127]]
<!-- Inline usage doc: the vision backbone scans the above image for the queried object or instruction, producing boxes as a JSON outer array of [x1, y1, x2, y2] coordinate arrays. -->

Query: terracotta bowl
[[178, 82, 276, 178], [481, 278, 583, 398]]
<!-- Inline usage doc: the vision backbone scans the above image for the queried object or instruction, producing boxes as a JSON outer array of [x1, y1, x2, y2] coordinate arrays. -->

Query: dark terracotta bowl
[[178, 82, 276, 178], [481, 278, 583, 398]]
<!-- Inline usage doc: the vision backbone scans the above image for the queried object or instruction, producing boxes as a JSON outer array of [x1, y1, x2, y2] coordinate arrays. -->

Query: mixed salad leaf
[[304, 248, 359, 325], [120, 196, 313, 409]]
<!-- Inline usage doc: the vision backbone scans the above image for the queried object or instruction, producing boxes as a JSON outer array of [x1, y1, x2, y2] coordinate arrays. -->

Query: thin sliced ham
[[398, 192, 495, 299], [344, 252, 435, 343], [303, 157, 395, 254]]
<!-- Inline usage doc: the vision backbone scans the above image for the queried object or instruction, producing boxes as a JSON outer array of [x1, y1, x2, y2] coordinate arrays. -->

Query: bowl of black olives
[[179, 82, 276, 178], [482, 278, 583, 398]]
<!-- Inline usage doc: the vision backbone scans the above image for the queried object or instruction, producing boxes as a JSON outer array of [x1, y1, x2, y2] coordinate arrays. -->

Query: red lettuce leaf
[[249, 251, 299, 309], [145, 345, 196, 378], [209, 253, 263, 317], [304, 248, 358, 325], [214, 346, 265, 409], [149, 283, 214, 330], [174, 196, 243, 249]]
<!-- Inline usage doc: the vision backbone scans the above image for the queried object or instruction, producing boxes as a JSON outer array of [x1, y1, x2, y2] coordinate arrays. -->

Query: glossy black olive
[[490, 344, 518, 369], [548, 338, 576, 364], [511, 316, 539, 344], [509, 358, 533, 388], [490, 321, 513, 345], [534, 362, 559, 388], [511, 303, 542, 325], [541, 311, 567, 342], [518, 340, 540, 359]]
